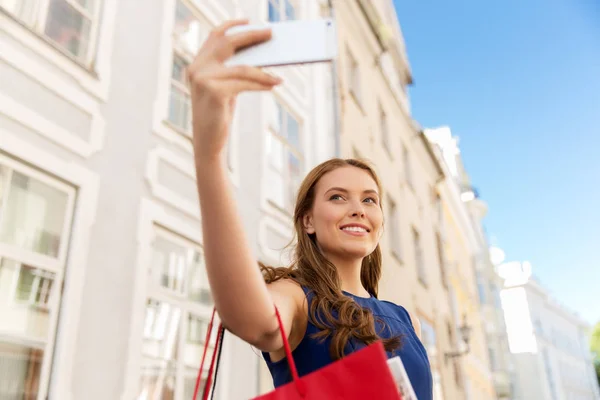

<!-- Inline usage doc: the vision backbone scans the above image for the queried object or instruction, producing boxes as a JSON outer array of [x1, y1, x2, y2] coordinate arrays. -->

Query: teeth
[[342, 226, 367, 233]]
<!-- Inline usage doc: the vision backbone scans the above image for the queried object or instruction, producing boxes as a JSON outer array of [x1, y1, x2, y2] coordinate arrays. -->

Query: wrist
[[195, 152, 226, 179]]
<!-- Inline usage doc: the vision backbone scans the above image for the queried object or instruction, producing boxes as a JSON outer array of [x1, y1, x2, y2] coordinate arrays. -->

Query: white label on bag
[[387, 356, 418, 400]]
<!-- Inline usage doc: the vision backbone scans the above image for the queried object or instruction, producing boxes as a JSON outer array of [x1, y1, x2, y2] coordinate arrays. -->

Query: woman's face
[[303, 166, 383, 262]]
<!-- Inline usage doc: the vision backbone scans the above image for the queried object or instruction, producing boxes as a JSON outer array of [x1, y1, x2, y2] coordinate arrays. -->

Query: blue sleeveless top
[[262, 287, 433, 400]]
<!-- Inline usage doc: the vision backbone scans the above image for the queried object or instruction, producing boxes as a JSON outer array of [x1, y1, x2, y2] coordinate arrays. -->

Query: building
[[425, 127, 498, 400], [427, 126, 513, 399], [0, 0, 335, 399], [497, 259, 600, 400], [305, 1, 489, 399]]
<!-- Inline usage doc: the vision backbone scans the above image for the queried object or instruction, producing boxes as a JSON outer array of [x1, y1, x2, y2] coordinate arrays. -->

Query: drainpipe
[[327, 0, 341, 157]]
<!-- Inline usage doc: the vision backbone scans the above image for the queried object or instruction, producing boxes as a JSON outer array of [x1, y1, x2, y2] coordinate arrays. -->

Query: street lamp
[[444, 314, 472, 364]]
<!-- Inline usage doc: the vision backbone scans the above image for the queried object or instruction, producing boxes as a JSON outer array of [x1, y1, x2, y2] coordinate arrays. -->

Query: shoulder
[[267, 279, 306, 308], [378, 300, 422, 339]]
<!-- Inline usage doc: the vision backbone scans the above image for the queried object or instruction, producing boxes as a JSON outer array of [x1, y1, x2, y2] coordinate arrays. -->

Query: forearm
[[195, 157, 277, 343]]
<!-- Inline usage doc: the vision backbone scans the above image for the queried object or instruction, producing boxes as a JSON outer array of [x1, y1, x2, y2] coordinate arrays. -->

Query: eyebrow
[[325, 187, 380, 197]]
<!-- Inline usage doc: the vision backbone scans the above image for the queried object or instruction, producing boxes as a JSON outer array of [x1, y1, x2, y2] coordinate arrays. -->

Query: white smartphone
[[225, 19, 338, 68]]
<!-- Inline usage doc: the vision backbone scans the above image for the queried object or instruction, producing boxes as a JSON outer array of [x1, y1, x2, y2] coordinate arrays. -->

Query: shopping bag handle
[[193, 305, 307, 399]]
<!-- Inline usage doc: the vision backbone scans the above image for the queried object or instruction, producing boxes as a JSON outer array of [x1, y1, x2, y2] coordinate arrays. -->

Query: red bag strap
[[192, 308, 217, 400], [193, 306, 307, 399]]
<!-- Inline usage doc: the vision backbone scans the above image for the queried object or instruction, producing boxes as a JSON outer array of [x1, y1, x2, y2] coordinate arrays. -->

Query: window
[[403, 144, 413, 188], [167, 0, 211, 133], [413, 227, 426, 285], [488, 347, 497, 372], [0, 155, 75, 400], [420, 319, 444, 400], [475, 269, 486, 304], [1, 0, 101, 65], [436, 232, 447, 288], [347, 48, 361, 106], [267, 0, 296, 21], [379, 103, 391, 156], [138, 227, 215, 400], [386, 196, 402, 262], [266, 98, 303, 212]]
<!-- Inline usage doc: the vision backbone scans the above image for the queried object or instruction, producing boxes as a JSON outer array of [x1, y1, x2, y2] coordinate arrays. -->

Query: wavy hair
[[261, 158, 401, 360]]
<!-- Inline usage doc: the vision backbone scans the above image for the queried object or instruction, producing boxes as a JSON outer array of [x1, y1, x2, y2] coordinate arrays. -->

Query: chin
[[340, 244, 373, 259]]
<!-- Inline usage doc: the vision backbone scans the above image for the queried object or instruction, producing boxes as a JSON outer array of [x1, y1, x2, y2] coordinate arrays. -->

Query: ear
[[303, 213, 315, 234]]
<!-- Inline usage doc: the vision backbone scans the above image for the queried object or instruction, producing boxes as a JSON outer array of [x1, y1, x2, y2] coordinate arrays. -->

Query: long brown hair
[[261, 158, 401, 360]]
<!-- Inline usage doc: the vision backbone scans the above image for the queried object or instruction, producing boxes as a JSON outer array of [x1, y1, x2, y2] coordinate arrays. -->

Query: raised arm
[[189, 20, 297, 352]]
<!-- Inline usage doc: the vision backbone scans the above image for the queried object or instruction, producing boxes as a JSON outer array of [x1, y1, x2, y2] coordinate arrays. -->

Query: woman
[[189, 20, 433, 399]]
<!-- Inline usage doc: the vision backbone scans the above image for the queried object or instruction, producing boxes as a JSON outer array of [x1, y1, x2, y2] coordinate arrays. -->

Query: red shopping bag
[[193, 306, 402, 400]]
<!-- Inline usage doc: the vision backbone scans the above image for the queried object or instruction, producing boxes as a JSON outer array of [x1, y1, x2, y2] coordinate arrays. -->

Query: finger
[[228, 28, 272, 52], [218, 79, 279, 95], [215, 65, 282, 86], [213, 19, 249, 36]]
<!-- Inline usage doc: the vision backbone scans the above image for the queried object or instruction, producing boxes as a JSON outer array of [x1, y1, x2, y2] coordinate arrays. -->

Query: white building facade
[[498, 260, 600, 400], [0, 0, 335, 399]]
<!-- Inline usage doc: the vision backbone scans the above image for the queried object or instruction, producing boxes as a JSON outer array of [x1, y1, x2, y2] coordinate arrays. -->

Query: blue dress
[[262, 287, 433, 400]]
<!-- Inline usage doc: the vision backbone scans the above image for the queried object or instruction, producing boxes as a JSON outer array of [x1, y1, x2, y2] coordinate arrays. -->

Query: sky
[[392, 0, 600, 325]]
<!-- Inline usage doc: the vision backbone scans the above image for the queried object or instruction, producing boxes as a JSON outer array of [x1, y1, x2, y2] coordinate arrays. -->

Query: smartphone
[[225, 19, 338, 68]]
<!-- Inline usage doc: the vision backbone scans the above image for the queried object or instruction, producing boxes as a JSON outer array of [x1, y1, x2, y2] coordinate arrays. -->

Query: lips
[[339, 223, 370, 233]]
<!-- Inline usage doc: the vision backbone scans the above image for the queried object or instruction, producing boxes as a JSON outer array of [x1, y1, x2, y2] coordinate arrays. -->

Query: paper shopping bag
[[194, 307, 402, 400]]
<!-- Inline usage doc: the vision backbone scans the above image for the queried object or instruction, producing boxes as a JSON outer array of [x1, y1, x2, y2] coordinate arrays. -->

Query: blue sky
[[393, 0, 600, 324]]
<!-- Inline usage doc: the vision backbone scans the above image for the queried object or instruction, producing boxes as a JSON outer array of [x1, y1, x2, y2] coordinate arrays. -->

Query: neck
[[328, 255, 369, 297]]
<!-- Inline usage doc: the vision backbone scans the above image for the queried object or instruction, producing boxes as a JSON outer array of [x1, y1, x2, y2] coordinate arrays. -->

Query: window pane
[[183, 315, 217, 368], [171, 54, 188, 84], [284, 0, 295, 20], [266, 134, 284, 172], [0, 170, 69, 258], [0, 259, 54, 337], [268, 0, 280, 22], [14, 265, 54, 308], [138, 361, 176, 400], [0, 342, 43, 400], [187, 252, 212, 306], [286, 152, 301, 209], [142, 299, 181, 361], [174, 0, 205, 54], [287, 112, 300, 151], [151, 237, 185, 294], [168, 84, 191, 132], [184, 368, 207, 400], [44, 0, 92, 60], [0, 0, 40, 26], [73, 0, 94, 12]]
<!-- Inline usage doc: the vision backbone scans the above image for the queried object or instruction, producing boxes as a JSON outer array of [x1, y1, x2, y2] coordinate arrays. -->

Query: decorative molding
[[0, 93, 105, 158], [145, 147, 200, 220]]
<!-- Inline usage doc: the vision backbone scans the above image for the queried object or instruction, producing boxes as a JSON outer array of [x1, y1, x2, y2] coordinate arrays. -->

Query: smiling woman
[[189, 20, 433, 400]]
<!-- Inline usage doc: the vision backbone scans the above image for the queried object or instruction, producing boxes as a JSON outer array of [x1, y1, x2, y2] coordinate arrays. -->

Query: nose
[[349, 199, 366, 218]]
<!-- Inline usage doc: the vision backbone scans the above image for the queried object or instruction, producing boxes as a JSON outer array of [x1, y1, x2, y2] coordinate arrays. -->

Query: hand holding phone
[[225, 19, 338, 68]]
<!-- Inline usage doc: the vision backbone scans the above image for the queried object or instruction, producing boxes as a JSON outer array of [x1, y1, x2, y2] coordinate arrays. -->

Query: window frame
[[0, 0, 104, 67], [412, 226, 426, 286], [386, 195, 403, 263], [137, 224, 218, 400], [266, 97, 304, 214], [346, 46, 362, 108], [402, 144, 413, 189], [0, 152, 77, 400], [267, 0, 298, 22], [379, 102, 391, 158]]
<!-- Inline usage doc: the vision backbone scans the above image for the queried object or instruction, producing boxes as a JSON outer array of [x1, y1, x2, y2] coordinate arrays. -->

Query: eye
[[329, 194, 344, 201], [364, 197, 378, 204]]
